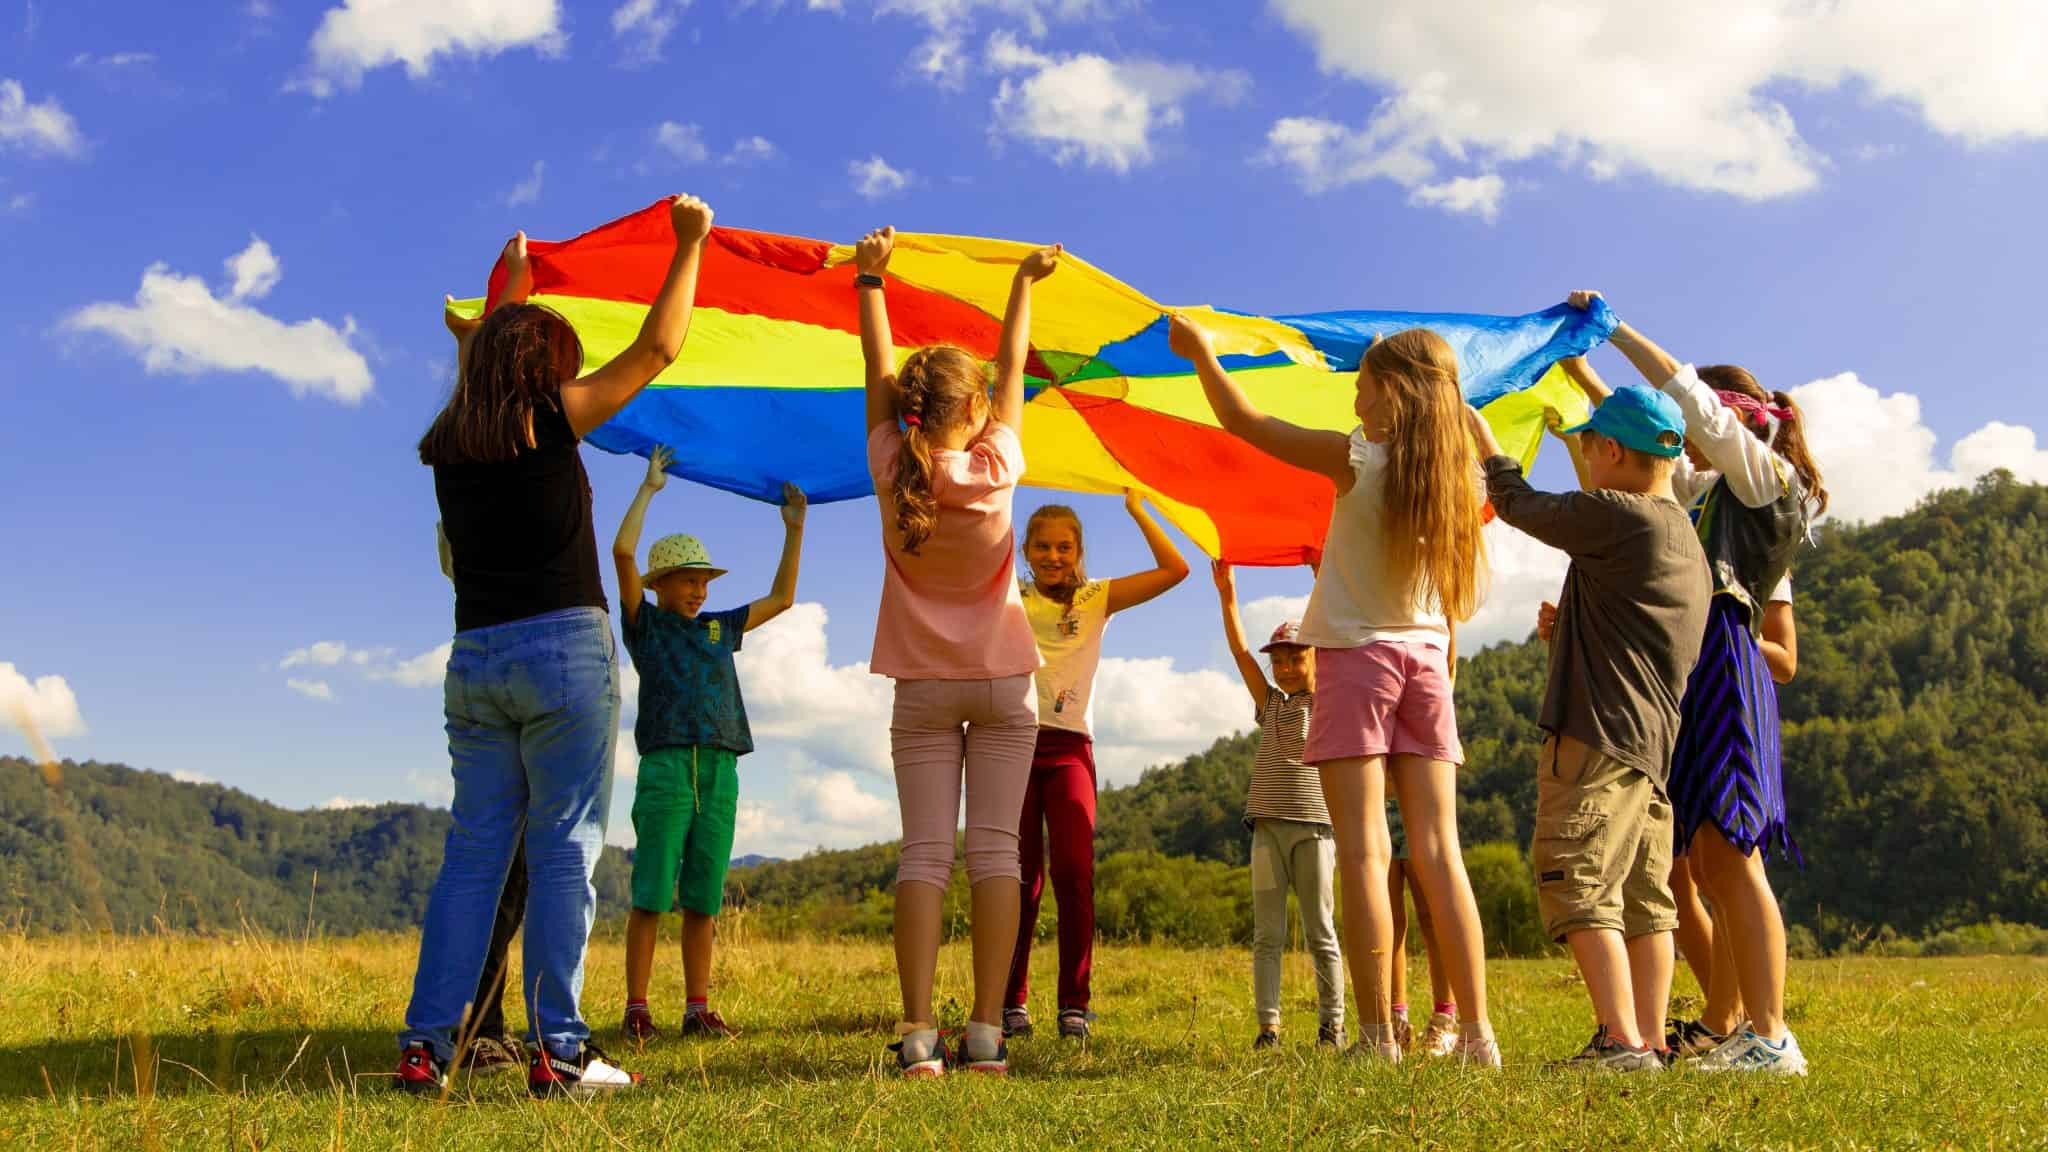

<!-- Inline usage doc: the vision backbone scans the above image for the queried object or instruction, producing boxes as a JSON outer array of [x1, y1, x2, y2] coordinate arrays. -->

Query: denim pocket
[[544, 620, 617, 714]]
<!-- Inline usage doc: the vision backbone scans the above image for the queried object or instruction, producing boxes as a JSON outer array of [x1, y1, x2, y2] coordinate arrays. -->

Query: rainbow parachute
[[454, 200, 1614, 565]]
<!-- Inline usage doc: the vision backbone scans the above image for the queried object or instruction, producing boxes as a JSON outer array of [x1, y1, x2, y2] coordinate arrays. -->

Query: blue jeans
[[400, 606, 619, 1062]]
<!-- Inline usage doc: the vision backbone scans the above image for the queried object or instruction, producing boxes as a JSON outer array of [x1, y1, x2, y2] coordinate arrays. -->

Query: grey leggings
[[1251, 817, 1346, 1029]]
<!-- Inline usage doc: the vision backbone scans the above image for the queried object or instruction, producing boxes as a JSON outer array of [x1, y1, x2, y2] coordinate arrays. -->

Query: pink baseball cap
[[1260, 621, 1307, 653]]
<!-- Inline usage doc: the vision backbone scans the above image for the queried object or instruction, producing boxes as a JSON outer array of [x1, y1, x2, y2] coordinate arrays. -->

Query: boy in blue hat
[[1465, 373, 1711, 1072]]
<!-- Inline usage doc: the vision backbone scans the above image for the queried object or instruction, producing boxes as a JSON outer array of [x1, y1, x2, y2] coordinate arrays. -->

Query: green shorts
[[629, 745, 740, 916]]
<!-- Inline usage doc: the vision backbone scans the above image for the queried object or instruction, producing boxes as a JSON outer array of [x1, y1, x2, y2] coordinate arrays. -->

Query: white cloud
[[171, 769, 216, 785], [280, 641, 376, 669], [64, 237, 373, 405], [1786, 372, 2048, 524], [849, 154, 911, 199], [1410, 173, 1505, 221], [409, 767, 455, 806], [1266, 0, 2048, 213], [4, 192, 31, 215], [224, 236, 281, 301], [613, 0, 688, 65], [986, 32, 1246, 173], [302, 0, 563, 97], [1465, 520, 1572, 652], [737, 603, 893, 778], [319, 795, 375, 809], [874, 0, 1125, 37], [70, 51, 156, 70], [0, 78, 83, 156], [655, 120, 708, 163], [372, 643, 452, 688], [724, 135, 777, 165], [914, 34, 967, 87], [287, 678, 336, 700], [506, 159, 544, 206], [731, 764, 900, 858], [1, 663, 85, 740], [1089, 656, 1249, 784]]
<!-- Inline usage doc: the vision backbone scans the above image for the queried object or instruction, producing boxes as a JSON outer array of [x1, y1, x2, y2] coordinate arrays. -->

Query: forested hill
[[6, 475, 2046, 944], [734, 473, 2048, 948], [0, 759, 634, 934]]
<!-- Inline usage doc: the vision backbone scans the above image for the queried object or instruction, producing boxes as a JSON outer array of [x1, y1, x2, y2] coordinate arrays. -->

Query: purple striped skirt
[[1671, 596, 1801, 864]]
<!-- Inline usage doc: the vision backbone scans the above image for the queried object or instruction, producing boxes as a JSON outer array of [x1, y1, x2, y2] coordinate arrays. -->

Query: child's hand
[[1537, 600, 1557, 642], [443, 295, 481, 342], [670, 194, 715, 245], [1017, 244, 1062, 282], [1123, 488, 1145, 516], [643, 444, 674, 491], [1543, 405, 1567, 434], [1567, 290, 1602, 312], [501, 230, 533, 303], [856, 226, 895, 276], [1212, 559, 1235, 594], [1166, 313, 1212, 361], [1464, 404, 1505, 460], [781, 482, 808, 530]]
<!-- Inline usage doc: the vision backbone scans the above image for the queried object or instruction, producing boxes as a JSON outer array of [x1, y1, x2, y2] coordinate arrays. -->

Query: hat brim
[[1558, 418, 1596, 437], [1558, 420, 1685, 457], [644, 564, 727, 585], [1259, 640, 1310, 654]]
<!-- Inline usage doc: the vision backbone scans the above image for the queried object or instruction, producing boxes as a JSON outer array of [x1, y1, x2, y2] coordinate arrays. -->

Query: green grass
[[1, 920, 2043, 1149]]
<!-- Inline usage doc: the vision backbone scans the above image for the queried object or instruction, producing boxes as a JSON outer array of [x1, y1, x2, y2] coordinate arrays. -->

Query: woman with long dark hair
[[396, 194, 714, 1098]]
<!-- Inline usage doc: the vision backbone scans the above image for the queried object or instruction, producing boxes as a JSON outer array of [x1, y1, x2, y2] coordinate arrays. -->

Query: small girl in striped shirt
[[1216, 561, 1345, 1051]]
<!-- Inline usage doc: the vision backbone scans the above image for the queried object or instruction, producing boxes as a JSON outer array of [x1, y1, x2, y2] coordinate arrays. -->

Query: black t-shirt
[[433, 404, 607, 633]]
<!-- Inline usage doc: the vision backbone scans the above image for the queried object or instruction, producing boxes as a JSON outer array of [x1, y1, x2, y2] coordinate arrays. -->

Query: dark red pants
[[1005, 728, 1097, 1012]]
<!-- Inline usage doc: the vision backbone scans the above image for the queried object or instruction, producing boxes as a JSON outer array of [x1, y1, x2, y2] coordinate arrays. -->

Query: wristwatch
[[855, 273, 885, 289]]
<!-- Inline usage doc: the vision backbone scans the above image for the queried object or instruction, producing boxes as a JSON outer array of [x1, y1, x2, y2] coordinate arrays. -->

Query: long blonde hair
[[1365, 329, 1486, 622], [890, 344, 990, 555], [1023, 504, 1087, 607]]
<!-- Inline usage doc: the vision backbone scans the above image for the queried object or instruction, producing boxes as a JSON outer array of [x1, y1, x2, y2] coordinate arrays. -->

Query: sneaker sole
[[966, 1062, 1008, 1076], [900, 1061, 946, 1080]]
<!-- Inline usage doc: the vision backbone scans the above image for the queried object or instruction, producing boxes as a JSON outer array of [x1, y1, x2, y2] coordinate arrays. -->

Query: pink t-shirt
[[867, 422, 1041, 681]]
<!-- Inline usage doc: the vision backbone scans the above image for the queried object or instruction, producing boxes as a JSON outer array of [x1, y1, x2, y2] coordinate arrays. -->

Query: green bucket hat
[[645, 534, 727, 583]]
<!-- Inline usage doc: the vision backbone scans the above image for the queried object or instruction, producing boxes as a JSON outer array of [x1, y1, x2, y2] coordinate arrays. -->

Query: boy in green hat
[[612, 445, 806, 1041]]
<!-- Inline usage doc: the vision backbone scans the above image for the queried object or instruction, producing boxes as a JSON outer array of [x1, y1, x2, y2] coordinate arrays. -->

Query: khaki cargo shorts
[[1532, 735, 1678, 942]]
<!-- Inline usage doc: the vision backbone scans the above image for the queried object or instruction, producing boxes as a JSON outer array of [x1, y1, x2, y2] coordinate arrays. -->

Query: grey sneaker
[[1003, 1006, 1033, 1038], [1057, 1008, 1094, 1041], [1556, 1029, 1663, 1073], [1695, 1029, 1809, 1076]]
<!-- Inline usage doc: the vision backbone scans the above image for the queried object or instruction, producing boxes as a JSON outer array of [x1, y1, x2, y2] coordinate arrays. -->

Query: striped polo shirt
[[1246, 688, 1330, 826]]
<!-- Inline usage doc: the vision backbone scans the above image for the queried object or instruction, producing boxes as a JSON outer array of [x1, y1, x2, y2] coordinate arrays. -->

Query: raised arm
[[612, 446, 672, 627], [1105, 491, 1190, 614], [1213, 561, 1269, 711], [1572, 291, 1782, 508], [747, 484, 807, 631], [1167, 314, 1351, 486], [562, 195, 715, 438], [1468, 406, 1611, 555], [856, 227, 897, 432], [442, 232, 536, 379], [992, 245, 1062, 430]]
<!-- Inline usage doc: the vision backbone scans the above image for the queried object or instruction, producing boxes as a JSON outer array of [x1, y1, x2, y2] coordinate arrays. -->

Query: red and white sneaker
[[395, 1042, 448, 1096], [528, 1042, 642, 1097]]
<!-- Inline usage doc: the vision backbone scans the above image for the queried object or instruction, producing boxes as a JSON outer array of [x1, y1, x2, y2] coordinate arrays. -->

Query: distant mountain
[[728, 854, 780, 870], [0, 759, 632, 935]]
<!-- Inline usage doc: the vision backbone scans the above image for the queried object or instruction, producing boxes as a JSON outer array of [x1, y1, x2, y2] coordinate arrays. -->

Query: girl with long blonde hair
[[856, 227, 1062, 1078], [1170, 316, 1500, 1066]]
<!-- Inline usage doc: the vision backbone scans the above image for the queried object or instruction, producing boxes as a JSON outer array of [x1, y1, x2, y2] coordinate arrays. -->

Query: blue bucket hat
[[1560, 383, 1686, 458]]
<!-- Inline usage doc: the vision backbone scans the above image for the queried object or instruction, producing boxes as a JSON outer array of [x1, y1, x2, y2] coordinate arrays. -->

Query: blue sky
[[5, 0, 2047, 857]]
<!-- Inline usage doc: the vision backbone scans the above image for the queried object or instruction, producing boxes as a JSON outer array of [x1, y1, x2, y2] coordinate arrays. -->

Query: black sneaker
[[1316, 1022, 1347, 1050], [1555, 1028, 1663, 1073], [1666, 1018, 1726, 1059], [1003, 1006, 1033, 1038], [680, 1007, 734, 1038], [1253, 1029, 1280, 1051], [459, 1034, 524, 1075], [528, 1040, 642, 1097], [395, 1042, 448, 1095], [1057, 1008, 1094, 1041]]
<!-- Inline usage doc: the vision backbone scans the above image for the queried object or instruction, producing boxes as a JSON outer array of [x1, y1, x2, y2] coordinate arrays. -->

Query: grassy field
[[0, 919, 2043, 1150]]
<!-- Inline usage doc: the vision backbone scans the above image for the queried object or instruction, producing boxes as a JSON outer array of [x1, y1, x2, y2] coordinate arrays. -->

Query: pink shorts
[[1302, 641, 1464, 766]]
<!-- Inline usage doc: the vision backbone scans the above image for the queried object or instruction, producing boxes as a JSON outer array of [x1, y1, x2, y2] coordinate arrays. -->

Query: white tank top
[[1021, 579, 1111, 736], [1299, 430, 1451, 651]]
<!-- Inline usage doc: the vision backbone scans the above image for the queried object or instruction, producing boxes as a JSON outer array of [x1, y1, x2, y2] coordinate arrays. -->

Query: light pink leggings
[[890, 675, 1039, 890]]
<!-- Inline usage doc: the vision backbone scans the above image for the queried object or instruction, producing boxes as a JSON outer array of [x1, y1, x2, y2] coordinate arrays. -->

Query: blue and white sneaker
[[890, 1025, 946, 1079], [1695, 1029, 1808, 1076]]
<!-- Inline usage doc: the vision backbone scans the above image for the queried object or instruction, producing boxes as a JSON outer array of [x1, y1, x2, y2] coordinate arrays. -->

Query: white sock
[[966, 1020, 1005, 1060]]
